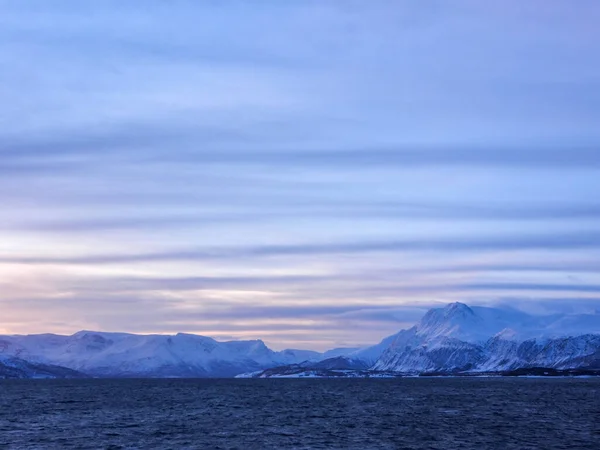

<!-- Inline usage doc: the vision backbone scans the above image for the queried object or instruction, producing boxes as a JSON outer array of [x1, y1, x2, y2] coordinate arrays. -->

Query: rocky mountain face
[[245, 302, 600, 377], [371, 303, 600, 373], [0, 355, 88, 379]]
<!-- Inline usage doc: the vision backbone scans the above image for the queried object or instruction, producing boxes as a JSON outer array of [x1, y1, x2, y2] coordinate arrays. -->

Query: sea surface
[[0, 378, 598, 449]]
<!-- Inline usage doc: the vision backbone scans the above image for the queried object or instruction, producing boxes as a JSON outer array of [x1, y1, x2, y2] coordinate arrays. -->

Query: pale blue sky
[[1, 1, 599, 349]]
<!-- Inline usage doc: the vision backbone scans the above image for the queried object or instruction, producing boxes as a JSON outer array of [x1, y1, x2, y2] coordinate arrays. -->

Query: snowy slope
[[348, 331, 406, 365], [0, 332, 325, 377], [2, 302, 599, 378], [322, 347, 360, 359], [372, 302, 600, 373]]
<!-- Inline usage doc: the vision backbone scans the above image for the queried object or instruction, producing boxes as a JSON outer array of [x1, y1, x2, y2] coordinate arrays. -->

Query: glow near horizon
[[1, 1, 600, 351]]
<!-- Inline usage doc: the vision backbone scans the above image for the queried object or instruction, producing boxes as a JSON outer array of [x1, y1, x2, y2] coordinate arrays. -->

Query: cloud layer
[[1, 1, 600, 349]]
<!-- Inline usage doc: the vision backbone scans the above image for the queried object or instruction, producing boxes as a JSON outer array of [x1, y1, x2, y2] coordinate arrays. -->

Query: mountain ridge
[[1, 302, 599, 378], [246, 302, 600, 378]]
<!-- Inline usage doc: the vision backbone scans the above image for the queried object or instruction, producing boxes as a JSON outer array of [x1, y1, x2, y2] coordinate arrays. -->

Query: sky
[[1, 1, 600, 351]]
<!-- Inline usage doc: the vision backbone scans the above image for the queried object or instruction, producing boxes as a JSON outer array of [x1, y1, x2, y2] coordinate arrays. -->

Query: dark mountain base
[[419, 367, 600, 377], [248, 367, 403, 378], [247, 365, 600, 378], [0, 358, 89, 379]]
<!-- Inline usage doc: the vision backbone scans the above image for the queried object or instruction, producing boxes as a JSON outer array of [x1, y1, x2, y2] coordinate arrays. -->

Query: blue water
[[1, 378, 598, 449]]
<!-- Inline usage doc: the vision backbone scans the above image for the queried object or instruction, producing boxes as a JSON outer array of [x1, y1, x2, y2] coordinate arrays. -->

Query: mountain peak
[[445, 302, 475, 315], [417, 302, 483, 342], [421, 302, 476, 324]]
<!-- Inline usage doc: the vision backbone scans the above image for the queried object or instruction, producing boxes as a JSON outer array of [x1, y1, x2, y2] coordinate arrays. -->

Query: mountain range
[[371, 302, 600, 374], [1, 302, 599, 378]]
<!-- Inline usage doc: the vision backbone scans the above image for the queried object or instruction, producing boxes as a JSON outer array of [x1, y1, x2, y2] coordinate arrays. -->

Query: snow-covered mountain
[[372, 302, 600, 373], [243, 302, 600, 378], [2, 302, 599, 378], [0, 331, 330, 378]]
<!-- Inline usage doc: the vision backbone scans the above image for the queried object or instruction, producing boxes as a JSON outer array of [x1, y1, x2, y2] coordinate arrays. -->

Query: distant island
[[1, 302, 599, 379]]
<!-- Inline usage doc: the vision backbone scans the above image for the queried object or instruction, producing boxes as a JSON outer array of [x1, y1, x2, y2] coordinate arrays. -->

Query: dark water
[[0, 378, 599, 449]]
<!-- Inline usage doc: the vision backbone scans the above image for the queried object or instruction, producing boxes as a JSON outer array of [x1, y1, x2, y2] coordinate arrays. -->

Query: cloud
[[3, 201, 600, 233], [4, 231, 600, 265], [0, 1, 599, 349], [461, 282, 600, 294], [4, 128, 600, 172]]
